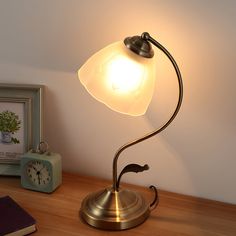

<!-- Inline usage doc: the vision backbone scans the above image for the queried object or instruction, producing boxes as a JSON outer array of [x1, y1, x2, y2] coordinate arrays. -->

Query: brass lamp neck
[[112, 32, 183, 191]]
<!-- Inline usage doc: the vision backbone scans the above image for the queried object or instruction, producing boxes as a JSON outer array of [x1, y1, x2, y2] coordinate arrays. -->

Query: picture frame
[[0, 84, 43, 176]]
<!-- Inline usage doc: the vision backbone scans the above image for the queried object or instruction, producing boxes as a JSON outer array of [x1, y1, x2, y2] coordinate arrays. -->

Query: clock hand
[[39, 166, 45, 172], [37, 174, 41, 185]]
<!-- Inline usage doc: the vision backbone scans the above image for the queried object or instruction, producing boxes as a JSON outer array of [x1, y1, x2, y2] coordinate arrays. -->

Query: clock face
[[26, 160, 51, 187]]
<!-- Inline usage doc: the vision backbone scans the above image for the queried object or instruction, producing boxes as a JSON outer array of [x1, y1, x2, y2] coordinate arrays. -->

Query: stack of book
[[0, 196, 36, 235]]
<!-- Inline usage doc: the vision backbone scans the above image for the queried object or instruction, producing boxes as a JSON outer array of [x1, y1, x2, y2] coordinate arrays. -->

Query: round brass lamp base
[[80, 187, 150, 230]]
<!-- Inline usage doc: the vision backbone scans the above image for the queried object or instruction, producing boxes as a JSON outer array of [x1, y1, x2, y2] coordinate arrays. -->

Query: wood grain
[[0, 173, 235, 236]]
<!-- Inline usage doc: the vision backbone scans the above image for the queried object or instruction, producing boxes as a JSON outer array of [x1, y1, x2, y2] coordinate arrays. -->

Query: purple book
[[0, 196, 36, 236]]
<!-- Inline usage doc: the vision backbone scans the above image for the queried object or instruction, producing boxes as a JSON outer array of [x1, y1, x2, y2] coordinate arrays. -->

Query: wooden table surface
[[0, 172, 235, 236]]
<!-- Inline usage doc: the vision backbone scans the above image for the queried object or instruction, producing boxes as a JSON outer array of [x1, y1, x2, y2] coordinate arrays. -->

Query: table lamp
[[78, 32, 183, 230]]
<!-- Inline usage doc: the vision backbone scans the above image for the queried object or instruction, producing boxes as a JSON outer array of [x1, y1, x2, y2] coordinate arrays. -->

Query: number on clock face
[[26, 160, 51, 186]]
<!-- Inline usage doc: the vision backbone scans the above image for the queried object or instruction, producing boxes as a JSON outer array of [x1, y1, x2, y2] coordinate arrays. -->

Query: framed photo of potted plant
[[0, 84, 43, 176]]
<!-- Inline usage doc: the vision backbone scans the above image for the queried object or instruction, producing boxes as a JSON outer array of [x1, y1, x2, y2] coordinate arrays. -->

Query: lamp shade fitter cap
[[78, 41, 156, 116]]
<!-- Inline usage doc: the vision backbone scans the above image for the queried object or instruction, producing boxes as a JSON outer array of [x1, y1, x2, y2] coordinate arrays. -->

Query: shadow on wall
[[0, 1, 139, 73], [42, 85, 86, 167]]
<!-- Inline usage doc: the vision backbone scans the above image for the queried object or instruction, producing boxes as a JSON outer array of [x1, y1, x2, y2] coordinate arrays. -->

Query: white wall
[[0, 0, 235, 204]]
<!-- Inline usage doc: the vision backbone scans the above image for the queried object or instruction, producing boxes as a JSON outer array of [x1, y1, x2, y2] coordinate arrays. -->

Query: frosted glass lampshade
[[78, 41, 156, 116]]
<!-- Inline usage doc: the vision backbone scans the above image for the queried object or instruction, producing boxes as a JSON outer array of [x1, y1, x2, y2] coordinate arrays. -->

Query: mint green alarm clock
[[21, 143, 62, 193]]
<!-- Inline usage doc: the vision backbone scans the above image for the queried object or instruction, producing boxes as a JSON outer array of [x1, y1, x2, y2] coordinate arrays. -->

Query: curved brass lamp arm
[[112, 32, 183, 191]]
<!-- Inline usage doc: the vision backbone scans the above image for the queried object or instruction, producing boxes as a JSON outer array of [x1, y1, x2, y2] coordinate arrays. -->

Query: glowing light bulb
[[107, 56, 144, 93]]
